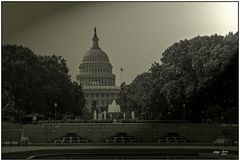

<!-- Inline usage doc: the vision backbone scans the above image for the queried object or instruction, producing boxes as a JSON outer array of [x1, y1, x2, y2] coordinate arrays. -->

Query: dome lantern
[[92, 27, 100, 49]]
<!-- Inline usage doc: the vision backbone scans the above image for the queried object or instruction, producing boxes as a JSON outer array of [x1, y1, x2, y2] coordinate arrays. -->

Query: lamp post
[[183, 103, 186, 121], [19, 110, 22, 124], [54, 102, 57, 123]]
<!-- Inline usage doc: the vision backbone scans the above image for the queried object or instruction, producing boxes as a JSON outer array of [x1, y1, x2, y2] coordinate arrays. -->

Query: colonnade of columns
[[79, 66, 112, 73], [79, 77, 115, 86]]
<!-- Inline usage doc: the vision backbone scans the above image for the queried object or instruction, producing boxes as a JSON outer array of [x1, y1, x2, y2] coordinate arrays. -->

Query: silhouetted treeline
[[2, 45, 85, 122], [187, 52, 238, 123], [117, 32, 238, 123]]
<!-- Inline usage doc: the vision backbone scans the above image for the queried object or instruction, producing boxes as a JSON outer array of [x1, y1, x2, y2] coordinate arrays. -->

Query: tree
[[118, 32, 238, 122], [2, 45, 86, 122], [2, 45, 40, 121]]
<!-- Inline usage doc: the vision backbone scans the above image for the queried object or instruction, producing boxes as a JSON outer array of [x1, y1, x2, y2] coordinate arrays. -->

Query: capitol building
[[76, 28, 120, 111]]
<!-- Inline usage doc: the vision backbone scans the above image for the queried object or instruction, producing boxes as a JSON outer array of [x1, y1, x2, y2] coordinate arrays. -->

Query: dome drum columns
[[78, 77, 115, 86]]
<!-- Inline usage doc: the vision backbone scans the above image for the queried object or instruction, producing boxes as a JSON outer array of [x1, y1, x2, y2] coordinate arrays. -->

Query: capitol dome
[[82, 49, 109, 62], [77, 27, 116, 86]]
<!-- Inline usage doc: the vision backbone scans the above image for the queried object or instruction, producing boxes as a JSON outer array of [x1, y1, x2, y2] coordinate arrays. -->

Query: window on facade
[[90, 93, 94, 97], [106, 93, 109, 97], [96, 93, 99, 97]]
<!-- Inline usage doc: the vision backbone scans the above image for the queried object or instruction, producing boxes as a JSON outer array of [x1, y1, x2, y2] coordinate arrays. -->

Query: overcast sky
[[2, 2, 238, 85]]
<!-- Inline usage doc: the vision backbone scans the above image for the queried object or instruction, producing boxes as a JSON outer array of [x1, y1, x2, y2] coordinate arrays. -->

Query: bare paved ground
[[2, 145, 238, 159], [2, 145, 238, 153]]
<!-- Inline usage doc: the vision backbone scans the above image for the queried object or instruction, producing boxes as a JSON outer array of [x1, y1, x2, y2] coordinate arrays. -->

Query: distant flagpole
[[120, 67, 123, 84]]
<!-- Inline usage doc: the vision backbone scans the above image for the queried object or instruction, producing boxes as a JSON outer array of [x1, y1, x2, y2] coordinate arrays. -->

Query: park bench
[[53, 133, 89, 144], [105, 132, 141, 143], [157, 132, 192, 143]]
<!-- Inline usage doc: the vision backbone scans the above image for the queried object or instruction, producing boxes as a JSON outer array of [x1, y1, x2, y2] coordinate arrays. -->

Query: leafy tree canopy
[[2, 45, 85, 122], [118, 32, 238, 123]]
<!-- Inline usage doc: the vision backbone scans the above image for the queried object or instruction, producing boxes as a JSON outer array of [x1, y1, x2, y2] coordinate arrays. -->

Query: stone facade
[[83, 86, 120, 110], [77, 28, 120, 111]]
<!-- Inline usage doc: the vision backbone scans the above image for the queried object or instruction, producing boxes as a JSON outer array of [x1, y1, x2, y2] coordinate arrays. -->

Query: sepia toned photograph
[[1, 1, 239, 159]]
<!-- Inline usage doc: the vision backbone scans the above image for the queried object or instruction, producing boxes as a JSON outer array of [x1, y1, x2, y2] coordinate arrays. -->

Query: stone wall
[[20, 123, 229, 143]]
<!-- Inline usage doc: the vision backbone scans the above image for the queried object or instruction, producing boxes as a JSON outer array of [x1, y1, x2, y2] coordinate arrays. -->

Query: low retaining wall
[[20, 123, 229, 143]]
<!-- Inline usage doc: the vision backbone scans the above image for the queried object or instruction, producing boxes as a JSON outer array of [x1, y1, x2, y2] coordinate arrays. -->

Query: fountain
[[107, 100, 121, 120]]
